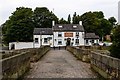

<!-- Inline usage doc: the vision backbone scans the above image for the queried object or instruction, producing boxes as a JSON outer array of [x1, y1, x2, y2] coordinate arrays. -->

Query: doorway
[[66, 38, 71, 46], [11, 44, 15, 50]]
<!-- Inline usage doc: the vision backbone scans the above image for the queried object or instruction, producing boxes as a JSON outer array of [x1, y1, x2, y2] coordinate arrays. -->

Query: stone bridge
[[24, 49, 97, 78], [1, 46, 120, 79]]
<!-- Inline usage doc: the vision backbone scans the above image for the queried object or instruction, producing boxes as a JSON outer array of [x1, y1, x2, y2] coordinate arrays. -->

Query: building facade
[[33, 21, 99, 48], [53, 24, 85, 47], [84, 33, 99, 46], [33, 28, 53, 48]]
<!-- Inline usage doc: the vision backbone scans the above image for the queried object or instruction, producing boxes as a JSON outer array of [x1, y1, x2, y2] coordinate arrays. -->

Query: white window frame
[[75, 39, 79, 45], [58, 39, 62, 45], [44, 38, 48, 43], [58, 32, 62, 37], [76, 32, 79, 37], [35, 38, 39, 43]]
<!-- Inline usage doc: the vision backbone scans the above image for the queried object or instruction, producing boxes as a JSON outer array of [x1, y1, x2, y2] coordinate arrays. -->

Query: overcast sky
[[0, 0, 119, 25]]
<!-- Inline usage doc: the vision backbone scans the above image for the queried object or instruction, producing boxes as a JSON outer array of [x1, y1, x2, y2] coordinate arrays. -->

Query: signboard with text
[[64, 32, 73, 37]]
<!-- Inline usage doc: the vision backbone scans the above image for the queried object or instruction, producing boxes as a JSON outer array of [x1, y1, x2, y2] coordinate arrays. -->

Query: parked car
[[99, 42, 112, 46], [103, 42, 112, 46]]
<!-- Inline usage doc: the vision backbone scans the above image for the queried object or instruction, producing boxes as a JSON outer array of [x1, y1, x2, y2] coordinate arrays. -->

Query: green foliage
[[33, 7, 58, 28], [80, 11, 113, 40], [108, 17, 117, 25], [2, 7, 34, 44], [2, 7, 116, 45], [58, 18, 68, 24], [110, 25, 120, 59], [2, 7, 59, 45], [67, 14, 71, 24], [72, 12, 81, 24]]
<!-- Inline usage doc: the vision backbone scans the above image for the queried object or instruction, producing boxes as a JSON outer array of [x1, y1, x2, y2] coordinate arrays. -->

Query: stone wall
[[29, 46, 50, 62], [1, 46, 50, 79], [67, 46, 120, 79], [67, 46, 91, 62], [91, 51, 120, 79]]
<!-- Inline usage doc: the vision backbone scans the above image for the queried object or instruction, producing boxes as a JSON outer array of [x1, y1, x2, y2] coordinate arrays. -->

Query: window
[[58, 39, 62, 45], [92, 40, 94, 43], [59, 26, 62, 28], [75, 39, 79, 44], [76, 32, 79, 37], [73, 26, 77, 28], [44, 38, 48, 43], [47, 37, 52, 40], [58, 32, 62, 37], [35, 38, 38, 43]]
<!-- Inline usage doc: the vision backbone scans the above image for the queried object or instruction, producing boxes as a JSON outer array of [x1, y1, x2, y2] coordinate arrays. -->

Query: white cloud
[[0, 0, 119, 25]]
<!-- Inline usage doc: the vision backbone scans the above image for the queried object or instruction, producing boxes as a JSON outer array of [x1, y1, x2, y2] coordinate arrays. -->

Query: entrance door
[[66, 38, 71, 46]]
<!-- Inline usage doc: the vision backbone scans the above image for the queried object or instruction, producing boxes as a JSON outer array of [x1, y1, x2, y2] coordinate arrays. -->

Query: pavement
[[24, 49, 97, 78]]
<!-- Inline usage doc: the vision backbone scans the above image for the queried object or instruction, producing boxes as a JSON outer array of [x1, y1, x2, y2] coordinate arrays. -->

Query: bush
[[110, 25, 120, 59]]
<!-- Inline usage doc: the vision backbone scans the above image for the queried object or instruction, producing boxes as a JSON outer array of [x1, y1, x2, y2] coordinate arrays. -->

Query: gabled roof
[[85, 33, 99, 39], [33, 28, 53, 35], [53, 24, 84, 32]]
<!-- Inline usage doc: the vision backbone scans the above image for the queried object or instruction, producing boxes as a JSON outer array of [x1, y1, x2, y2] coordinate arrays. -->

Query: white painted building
[[33, 28, 53, 48], [33, 21, 99, 47], [84, 33, 99, 46], [52, 24, 85, 47]]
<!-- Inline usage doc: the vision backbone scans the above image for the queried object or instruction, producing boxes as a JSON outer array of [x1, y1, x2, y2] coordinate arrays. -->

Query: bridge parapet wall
[[67, 46, 120, 79], [91, 51, 120, 79], [1, 46, 50, 79], [67, 46, 91, 62]]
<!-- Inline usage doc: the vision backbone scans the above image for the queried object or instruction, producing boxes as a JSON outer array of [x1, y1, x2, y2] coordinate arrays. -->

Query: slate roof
[[53, 24, 84, 32], [33, 28, 53, 35], [85, 33, 99, 39]]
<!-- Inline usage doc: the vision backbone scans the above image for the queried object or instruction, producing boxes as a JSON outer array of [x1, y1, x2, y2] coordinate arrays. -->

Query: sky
[[0, 0, 120, 25]]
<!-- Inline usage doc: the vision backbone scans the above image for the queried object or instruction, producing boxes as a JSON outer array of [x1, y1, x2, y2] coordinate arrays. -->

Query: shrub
[[110, 25, 120, 59]]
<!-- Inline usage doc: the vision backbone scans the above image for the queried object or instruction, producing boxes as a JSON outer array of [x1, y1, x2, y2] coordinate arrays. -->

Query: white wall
[[84, 39, 99, 46], [9, 42, 33, 50], [33, 35, 41, 48], [53, 32, 84, 47], [33, 35, 53, 48], [41, 35, 53, 47]]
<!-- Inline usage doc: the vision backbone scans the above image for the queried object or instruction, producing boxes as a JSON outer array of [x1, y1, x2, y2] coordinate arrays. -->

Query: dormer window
[[73, 26, 77, 28], [59, 26, 62, 28]]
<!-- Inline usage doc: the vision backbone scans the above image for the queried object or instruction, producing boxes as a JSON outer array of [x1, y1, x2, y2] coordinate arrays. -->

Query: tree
[[93, 11, 104, 19], [72, 12, 81, 24], [80, 11, 113, 40], [2, 7, 34, 44], [97, 19, 112, 41], [32, 7, 58, 28], [67, 14, 71, 24], [58, 18, 68, 24], [110, 25, 120, 59], [108, 17, 117, 25]]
